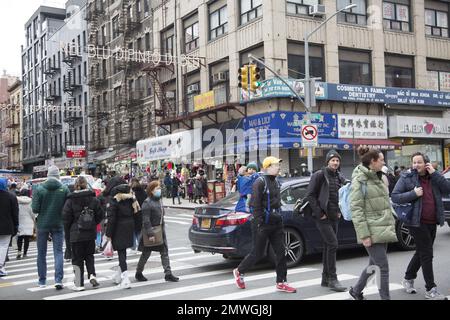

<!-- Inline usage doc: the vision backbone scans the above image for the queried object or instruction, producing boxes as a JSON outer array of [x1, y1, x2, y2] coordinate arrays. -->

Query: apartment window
[[137, 37, 142, 51], [144, 0, 150, 17], [287, 0, 319, 15], [385, 54, 414, 88], [112, 16, 120, 39], [339, 49, 371, 85], [145, 32, 151, 50], [427, 59, 450, 91], [383, 0, 411, 32], [240, 0, 262, 25], [425, 9, 449, 37], [209, 5, 228, 40], [185, 22, 199, 53], [163, 34, 174, 56], [288, 43, 324, 80], [337, 0, 367, 26]]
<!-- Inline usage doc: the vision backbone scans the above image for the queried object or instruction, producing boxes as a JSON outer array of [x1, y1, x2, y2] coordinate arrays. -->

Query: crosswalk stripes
[[305, 284, 404, 300]]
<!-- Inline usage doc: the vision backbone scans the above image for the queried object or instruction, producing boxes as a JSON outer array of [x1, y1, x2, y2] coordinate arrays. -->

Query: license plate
[[201, 218, 211, 229]]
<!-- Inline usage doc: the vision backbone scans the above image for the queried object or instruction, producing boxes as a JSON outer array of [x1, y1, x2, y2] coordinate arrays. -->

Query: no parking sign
[[301, 125, 318, 147]]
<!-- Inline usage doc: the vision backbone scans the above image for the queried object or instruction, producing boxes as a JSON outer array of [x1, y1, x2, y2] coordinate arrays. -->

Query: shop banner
[[328, 84, 450, 107], [66, 145, 87, 159], [240, 78, 328, 103], [338, 115, 388, 139], [243, 111, 338, 138], [389, 116, 450, 139], [136, 128, 202, 162], [194, 91, 215, 111]]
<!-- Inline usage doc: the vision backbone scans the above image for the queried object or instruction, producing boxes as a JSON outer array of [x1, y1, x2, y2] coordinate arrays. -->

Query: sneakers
[[349, 287, 365, 300], [89, 276, 100, 288], [233, 268, 245, 289], [165, 274, 180, 282], [135, 272, 148, 282], [54, 283, 64, 290], [38, 284, 46, 288], [112, 266, 122, 284], [328, 279, 347, 292], [71, 285, 85, 292], [425, 287, 448, 300], [401, 279, 417, 294], [0, 267, 8, 277], [276, 282, 297, 293], [16, 252, 22, 260], [118, 271, 131, 289]]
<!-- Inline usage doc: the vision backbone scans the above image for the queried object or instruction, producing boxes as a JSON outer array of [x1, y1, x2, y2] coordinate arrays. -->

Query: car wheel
[[396, 221, 415, 251], [268, 228, 305, 268]]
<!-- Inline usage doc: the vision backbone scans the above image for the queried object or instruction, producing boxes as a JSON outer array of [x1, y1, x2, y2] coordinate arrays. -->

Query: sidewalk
[[162, 197, 204, 211]]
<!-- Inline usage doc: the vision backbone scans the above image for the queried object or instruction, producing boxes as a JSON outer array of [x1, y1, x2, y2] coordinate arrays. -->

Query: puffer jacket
[[350, 164, 397, 244], [31, 179, 70, 231], [63, 189, 104, 243], [17, 196, 35, 236], [391, 170, 450, 227], [138, 196, 166, 252], [105, 184, 136, 250]]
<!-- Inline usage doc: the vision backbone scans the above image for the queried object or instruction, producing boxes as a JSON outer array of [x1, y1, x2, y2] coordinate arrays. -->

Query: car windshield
[[213, 192, 240, 206], [60, 177, 75, 186]]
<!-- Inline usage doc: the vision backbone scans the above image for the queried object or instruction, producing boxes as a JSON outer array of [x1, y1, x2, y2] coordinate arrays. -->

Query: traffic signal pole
[[248, 54, 314, 173]]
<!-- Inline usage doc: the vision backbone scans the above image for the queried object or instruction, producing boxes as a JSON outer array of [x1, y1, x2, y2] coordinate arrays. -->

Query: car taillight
[[215, 212, 251, 227], [192, 216, 199, 226]]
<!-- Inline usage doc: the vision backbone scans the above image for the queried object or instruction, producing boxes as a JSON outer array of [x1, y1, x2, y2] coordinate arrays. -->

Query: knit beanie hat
[[47, 165, 61, 180], [326, 150, 341, 164]]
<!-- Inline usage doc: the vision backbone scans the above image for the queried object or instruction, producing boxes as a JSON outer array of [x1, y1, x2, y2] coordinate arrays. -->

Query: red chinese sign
[[66, 146, 87, 159]]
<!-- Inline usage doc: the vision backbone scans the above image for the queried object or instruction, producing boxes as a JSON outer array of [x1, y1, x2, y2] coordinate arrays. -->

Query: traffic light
[[238, 65, 249, 91], [249, 64, 261, 91]]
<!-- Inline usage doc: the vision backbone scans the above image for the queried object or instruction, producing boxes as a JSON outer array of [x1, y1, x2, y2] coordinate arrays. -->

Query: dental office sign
[[389, 116, 450, 139]]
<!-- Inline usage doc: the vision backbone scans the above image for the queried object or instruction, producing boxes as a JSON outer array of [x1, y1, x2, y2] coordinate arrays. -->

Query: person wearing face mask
[[348, 147, 397, 300], [135, 181, 179, 283], [392, 152, 450, 300], [305, 150, 347, 292], [233, 157, 296, 293]]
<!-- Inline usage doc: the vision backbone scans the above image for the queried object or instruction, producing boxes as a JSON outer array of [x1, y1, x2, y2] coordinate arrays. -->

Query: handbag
[[392, 202, 414, 223], [142, 201, 164, 247]]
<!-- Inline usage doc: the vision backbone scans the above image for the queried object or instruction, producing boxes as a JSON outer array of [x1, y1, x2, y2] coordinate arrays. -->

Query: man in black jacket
[[305, 150, 347, 292], [233, 157, 296, 293], [0, 178, 19, 276]]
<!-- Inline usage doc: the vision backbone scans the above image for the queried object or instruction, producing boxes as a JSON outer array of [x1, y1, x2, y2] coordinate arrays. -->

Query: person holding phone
[[392, 152, 450, 300]]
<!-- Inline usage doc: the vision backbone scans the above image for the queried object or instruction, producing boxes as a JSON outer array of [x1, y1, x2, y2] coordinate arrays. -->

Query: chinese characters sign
[[338, 115, 388, 139]]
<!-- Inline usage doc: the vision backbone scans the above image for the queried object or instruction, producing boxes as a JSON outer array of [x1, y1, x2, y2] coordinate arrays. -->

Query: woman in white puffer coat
[[16, 186, 35, 260]]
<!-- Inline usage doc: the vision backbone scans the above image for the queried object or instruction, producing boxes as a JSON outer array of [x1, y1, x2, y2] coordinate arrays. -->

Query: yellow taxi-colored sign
[[194, 91, 215, 111]]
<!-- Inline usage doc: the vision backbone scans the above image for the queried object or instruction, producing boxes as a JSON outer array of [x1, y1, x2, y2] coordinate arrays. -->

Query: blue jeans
[[37, 228, 64, 285]]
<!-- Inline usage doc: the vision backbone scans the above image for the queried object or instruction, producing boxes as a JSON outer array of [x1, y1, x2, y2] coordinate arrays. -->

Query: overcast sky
[[0, 0, 67, 78]]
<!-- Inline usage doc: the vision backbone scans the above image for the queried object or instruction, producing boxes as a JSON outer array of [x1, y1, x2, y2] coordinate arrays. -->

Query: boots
[[165, 273, 179, 282], [16, 251, 22, 260], [328, 278, 347, 292], [321, 273, 328, 287], [119, 271, 131, 289], [112, 266, 122, 285], [135, 272, 148, 282]]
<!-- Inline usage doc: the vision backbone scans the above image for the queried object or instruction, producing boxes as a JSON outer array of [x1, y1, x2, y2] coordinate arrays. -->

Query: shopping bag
[[103, 240, 114, 258]]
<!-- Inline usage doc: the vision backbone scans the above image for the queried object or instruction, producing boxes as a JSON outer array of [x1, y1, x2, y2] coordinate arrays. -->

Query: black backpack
[[77, 206, 95, 230]]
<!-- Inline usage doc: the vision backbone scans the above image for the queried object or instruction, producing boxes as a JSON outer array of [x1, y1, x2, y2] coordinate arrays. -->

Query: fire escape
[[86, 0, 108, 151]]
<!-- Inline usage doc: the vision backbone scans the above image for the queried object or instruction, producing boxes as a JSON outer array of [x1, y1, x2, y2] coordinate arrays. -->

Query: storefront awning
[[235, 137, 351, 152], [343, 139, 402, 150]]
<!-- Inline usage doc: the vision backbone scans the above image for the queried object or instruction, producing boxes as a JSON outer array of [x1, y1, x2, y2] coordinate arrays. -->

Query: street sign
[[302, 124, 318, 147]]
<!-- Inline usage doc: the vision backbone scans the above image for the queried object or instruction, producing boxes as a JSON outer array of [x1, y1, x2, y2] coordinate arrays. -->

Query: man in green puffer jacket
[[32, 166, 70, 289], [348, 147, 397, 301]]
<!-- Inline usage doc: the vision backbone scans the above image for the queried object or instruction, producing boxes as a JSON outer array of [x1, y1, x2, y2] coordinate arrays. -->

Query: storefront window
[[386, 144, 443, 170]]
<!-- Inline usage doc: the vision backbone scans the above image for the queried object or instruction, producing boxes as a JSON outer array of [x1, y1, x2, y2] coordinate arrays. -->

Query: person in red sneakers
[[233, 157, 296, 293]]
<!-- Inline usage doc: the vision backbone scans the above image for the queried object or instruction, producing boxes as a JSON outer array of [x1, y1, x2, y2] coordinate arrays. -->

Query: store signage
[[244, 111, 338, 138], [338, 115, 388, 139], [66, 145, 87, 159], [240, 78, 327, 102], [389, 116, 450, 139], [194, 91, 215, 111], [327, 84, 450, 107]]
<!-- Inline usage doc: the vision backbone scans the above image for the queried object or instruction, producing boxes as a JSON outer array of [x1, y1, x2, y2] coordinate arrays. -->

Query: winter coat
[[63, 190, 104, 243], [138, 196, 166, 252], [105, 184, 136, 250], [31, 179, 70, 231], [305, 167, 346, 220], [202, 179, 208, 197], [350, 165, 397, 244], [17, 196, 35, 236], [171, 177, 181, 193], [194, 179, 203, 197], [250, 175, 283, 226], [0, 190, 19, 236], [391, 170, 450, 227]]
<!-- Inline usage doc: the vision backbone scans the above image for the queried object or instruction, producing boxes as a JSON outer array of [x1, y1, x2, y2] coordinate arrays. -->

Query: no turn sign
[[302, 125, 318, 147]]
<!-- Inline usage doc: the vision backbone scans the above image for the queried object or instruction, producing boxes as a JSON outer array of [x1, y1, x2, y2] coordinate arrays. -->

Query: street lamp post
[[304, 3, 357, 173]]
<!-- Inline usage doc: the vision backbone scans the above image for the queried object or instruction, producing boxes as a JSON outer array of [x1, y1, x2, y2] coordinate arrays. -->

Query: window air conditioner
[[309, 5, 326, 16], [166, 91, 175, 99], [213, 72, 228, 83], [187, 84, 199, 94]]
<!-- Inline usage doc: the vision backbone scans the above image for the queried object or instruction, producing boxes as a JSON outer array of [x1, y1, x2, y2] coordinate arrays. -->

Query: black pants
[[237, 221, 287, 283], [17, 236, 32, 255], [405, 223, 437, 291], [136, 231, 172, 275], [71, 240, 96, 286], [118, 249, 127, 272], [315, 218, 339, 280]]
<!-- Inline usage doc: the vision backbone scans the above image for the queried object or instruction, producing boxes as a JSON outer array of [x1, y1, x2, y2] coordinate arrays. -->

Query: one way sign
[[301, 125, 318, 147]]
